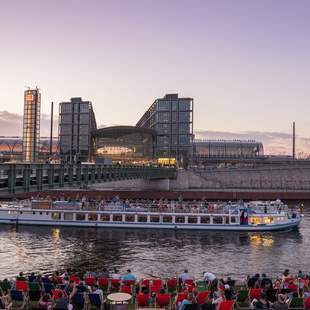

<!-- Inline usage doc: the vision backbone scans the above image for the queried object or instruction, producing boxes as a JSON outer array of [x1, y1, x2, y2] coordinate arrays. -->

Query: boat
[[0, 199, 302, 231]]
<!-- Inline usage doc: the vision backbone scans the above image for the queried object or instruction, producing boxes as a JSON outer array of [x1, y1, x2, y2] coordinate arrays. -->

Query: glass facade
[[193, 140, 264, 158], [136, 94, 193, 165], [59, 98, 97, 163], [22, 89, 41, 162], [92, 126, 155, 164]]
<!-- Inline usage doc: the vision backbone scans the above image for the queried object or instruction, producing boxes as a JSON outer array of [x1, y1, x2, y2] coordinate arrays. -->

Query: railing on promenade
[[0, 163, 177, 195]]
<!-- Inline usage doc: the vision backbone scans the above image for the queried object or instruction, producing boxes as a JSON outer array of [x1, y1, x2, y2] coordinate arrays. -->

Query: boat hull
[[0, 217, 301, 231]]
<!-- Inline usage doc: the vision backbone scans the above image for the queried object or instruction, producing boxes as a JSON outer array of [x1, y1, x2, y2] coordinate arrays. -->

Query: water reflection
[[0, 209, 307, 279]]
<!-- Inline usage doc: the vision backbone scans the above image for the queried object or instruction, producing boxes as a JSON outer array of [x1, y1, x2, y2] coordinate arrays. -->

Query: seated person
[[251, 292, 270, 309], [178, 293, 196, 310], [179, 269, 193, 284], [38, 293, 53, 309], [123, 269, 136, 282], [54, 291, 69, 310]]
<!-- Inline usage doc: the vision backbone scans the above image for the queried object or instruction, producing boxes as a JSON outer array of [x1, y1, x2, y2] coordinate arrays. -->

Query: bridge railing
[[0, 163, 177, 195]]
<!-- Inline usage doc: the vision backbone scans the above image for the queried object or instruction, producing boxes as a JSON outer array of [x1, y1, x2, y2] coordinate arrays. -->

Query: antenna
[[293, 121, 296, 159]]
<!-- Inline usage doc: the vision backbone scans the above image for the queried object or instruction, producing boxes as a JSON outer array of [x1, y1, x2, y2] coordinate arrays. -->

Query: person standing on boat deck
[[203, 272, 217, 290], [123, 269, 137, 281], [111, 268, 121, 280]]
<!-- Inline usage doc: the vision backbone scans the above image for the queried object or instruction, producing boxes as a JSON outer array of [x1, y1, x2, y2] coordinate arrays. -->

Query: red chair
[[150, 285, 161, 294], [288, 284, 298, 293], [184, 279, 194, 286], [198, 291, 210, 305], [136, 293, 149, 307], [141, 279, 150, 287], [111, 279, 121, 290], [15, 280, 28, 292], [218, 300, 235, 310], [152, 279, 163, 287], [52, 289, 67, 301], [249, 288, 262, 301], [156, 293, 171, 307], [123, 279, 135, 286], [120, 286, 131, 294], [85, 277, 96, 286], [69, 276, 80, 284], [186, 284, 195, 293], [98, 277, 109, 289], [176, 292, 188, 304], [167, 278, 178, 291], [305, 296, 310, 309]]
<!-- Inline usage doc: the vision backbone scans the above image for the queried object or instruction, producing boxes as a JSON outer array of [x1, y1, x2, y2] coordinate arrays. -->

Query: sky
[[0, 0, 309, 154]]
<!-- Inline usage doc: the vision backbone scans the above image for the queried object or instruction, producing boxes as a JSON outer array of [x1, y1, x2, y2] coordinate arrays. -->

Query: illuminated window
[[100, 214, 110, 221], [163, 216, 172, 223], [125, 215, 135, 222], [263, 217, 274, 224], [113, 214, 123, 222], [88, 214, 98, 221], [175, 216, 185, 223], [250, 217, 262, 225], [52, 212, 61, 220]]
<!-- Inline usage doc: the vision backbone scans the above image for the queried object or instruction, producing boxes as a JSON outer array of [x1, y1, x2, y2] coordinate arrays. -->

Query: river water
[[0, 207, 309, 280]]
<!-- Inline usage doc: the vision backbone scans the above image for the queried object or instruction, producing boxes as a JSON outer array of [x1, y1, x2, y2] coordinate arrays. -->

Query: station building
[[91, 126, 156, 164]]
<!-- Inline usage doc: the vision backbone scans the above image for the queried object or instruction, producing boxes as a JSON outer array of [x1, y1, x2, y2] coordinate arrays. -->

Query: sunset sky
[[0, 0, 309, 154]]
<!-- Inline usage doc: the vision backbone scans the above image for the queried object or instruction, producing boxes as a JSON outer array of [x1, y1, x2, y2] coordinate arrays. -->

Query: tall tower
[[22, 88, 41, 162]]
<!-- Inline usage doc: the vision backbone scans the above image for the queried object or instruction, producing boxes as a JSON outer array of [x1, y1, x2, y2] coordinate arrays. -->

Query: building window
[[157, 100, 170, 111]]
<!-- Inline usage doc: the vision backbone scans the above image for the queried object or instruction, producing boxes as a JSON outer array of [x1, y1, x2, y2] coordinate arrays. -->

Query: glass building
[[22, 88, 41, 162], [59, 97, 97, 163], [92, 126, 155, 164], [136, 94, 194, 166], [194, 140, 264, 158]]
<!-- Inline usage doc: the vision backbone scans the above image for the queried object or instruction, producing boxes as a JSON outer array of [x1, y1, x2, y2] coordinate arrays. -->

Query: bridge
[[0, 163, 176, 196]]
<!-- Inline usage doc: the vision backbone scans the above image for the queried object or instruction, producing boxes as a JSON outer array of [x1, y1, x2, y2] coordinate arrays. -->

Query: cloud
[[0, 111, 58, 137], [194, 130, 310, 157]]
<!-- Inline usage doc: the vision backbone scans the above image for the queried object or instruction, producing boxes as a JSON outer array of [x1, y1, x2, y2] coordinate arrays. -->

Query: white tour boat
[[0, 199, 302, 231]]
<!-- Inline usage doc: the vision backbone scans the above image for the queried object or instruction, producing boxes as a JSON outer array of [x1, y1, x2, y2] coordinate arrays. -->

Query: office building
[[22, 88, 41, 162], [59, 97, 97, 163], [136, 94, 193, 165]]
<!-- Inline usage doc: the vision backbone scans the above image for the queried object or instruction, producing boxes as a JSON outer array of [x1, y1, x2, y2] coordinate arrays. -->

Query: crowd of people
[[1, 268, 310, 309]]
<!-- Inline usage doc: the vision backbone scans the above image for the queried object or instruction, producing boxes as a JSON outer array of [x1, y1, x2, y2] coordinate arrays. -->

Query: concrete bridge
[[0, 163, 176, 197]]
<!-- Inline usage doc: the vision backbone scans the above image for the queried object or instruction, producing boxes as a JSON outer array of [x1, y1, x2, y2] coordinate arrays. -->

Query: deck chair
[[15, 280, 28, 293], [218, 300, 235, 310], [156, 293, 171, 308], [167, 278, 178, 293], [136, 293, 149, 307], [197, 291, 210, 305]]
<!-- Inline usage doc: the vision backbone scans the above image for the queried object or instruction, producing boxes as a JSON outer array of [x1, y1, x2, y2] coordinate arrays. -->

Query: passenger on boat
[[16, 272, 26, 281], [123, 269, 136, 281], [203, 272, 217, 288], [111, 268, 121, 280], [248, 274, 260, 288], [91, 285, 104, 302], [261, 274, 273, 289], [251, 292, 270, 309], [272, 293, 288, 310], [178, 293, 196, 310], [28, 272, 36, 282]]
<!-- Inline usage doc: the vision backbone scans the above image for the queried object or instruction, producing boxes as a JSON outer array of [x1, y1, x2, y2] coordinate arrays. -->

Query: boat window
[[230, 217, 237, 224], [138, 215, 147, 223], [33, 212, 36, 215], [263, 217, 274, 224], [175, 216, 185, 223], [225, 217, 230, 224], [64, 213, 73, 221], [100, 214, 110, 221], [213, 216, 223, 224], [52, 212, 61, 220], [40, 212, 43, 215], [46, 212, 49, 215], [76, 213, 86, 221], [125, 215, 135, 222], [188, 217, 197, 224], [250, 217, 262, 225], [150, 216, 160, 223], [113, 214, 123, 222], [20, 211, 23, 215], [163, 216, 172, 223], [88, 214, 98, 221], [201, 216, 210, 224]]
